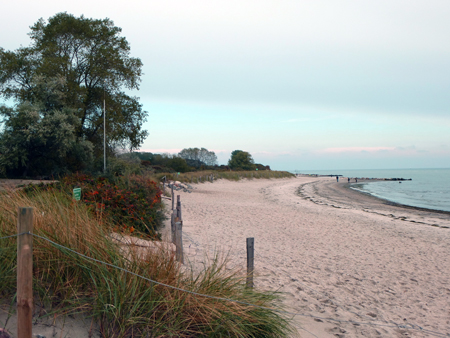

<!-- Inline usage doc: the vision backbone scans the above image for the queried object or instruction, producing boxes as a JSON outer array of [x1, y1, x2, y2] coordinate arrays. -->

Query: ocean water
[[292, 168, 450, 213]]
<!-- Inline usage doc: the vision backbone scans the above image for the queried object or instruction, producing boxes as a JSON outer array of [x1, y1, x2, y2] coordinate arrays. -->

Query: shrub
[[24, 172, 164, 238]]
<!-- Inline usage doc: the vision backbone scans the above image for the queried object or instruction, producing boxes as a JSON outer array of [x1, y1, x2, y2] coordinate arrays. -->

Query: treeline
[[119, 147, 271, 174]]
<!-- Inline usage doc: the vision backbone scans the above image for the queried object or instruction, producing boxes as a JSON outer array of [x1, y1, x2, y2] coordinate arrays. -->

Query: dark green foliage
[[256, 163, 271, 171], [178, 147, 218, 167], [0, 13, 148, 176], [0, 102, 93, 177], [166, 157, 190, 173], [228, 150, 257, 171], [134, 151, 153, 162]]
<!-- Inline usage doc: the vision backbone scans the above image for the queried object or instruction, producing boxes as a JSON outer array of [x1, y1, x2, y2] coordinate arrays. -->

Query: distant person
[[348, 177, 350, 183], [336, 176, 339, 182], [355, 178, 358, 183]]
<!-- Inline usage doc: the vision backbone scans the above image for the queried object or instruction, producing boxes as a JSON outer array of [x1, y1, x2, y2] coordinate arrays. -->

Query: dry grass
[[153, 170, 295, 184], [0, 187, 294, 337]]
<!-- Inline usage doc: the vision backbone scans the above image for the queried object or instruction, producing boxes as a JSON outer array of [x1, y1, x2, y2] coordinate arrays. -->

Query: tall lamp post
[[103, 91, 106, 173]]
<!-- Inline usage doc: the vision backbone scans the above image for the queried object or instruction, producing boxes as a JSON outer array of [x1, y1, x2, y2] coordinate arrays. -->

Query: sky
[[1, 0, 449, 170]]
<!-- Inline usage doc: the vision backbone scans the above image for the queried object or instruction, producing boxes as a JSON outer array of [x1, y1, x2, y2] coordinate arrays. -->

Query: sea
[[291, 168, 450, 213]]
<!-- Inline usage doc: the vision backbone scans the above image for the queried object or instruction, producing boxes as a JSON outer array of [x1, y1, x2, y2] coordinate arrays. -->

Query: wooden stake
[[175, 221, 184, 263], [176, 195, 181, 221], [17, 207, 33, 338], [246, 237, 254, 288], [171, 212, 176, 244], [171, 185, 174, 211]]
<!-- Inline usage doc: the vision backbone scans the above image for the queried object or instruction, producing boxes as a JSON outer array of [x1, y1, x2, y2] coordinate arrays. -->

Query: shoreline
[[297, 178, 450, 229], [346, 181, 450, 216], [296, 170, 450, 214], [166, 176, 450, 337]]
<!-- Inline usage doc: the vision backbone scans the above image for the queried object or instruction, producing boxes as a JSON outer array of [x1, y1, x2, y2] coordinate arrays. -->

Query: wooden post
[[246, 237, 254, 288], [175, 221, 184, 263], [176, 195, 181, 221], [17, 207, 33, 338], [171, 184, 174, 211], [171, 212, 176, 244]]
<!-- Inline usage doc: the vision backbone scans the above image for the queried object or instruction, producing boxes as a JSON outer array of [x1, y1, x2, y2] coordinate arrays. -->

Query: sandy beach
[[165, 176, 450, 337], [1, 176, 449, 337]]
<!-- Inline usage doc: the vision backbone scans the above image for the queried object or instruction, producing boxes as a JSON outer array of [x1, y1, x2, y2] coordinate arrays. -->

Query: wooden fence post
[[175, 221, 184, 263], [176, 195, 182, 221], [246, 237, 254, 288], [171, 212, 176, 244], [17, 207, 33, 338], [171, 185, 174, 211]]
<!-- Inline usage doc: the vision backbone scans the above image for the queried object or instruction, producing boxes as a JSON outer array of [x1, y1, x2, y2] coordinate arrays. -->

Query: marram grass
[[155, 170, 295, 183], [0, 187, 294, 337]]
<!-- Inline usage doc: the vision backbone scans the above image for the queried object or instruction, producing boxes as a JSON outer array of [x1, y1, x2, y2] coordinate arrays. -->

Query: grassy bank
[[0, 187, 294, 337], [154, 170, 295, 183]]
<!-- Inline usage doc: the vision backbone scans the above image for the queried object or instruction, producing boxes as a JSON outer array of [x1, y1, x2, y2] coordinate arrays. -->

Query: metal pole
[[103, 97, 106, 173]]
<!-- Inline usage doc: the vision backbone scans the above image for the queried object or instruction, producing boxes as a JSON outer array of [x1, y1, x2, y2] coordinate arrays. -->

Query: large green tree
[[0, 12, 148, 174], [178, 147, 217, 167], [228, 150, 256, 171]]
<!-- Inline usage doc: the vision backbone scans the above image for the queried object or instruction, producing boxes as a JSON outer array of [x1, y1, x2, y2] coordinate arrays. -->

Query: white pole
[[103, 97, 106, 173]]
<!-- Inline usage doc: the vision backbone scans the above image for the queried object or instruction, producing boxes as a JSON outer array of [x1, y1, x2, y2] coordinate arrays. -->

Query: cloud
[[319, 147, 395, 154]]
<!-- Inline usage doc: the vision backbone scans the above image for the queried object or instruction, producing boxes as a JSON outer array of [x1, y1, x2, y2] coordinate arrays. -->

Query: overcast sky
[[2, 0, 449, 170]]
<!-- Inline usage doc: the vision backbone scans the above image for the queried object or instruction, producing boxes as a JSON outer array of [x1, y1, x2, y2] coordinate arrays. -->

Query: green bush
[[24, 172, 165, 238]]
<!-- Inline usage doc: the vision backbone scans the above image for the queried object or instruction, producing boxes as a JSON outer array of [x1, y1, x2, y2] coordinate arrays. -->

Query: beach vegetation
[[0, 187, 294, 337], [22, 172, 165, 238], [154, 170, 295, 183]]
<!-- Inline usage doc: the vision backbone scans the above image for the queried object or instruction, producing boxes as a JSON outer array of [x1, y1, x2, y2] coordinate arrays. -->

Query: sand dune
[[166, 176, 450, 337]]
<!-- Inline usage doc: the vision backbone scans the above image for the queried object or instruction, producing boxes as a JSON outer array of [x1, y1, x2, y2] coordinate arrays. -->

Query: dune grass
[[154, 170, 295, 184], [0, 187, 294, 337]]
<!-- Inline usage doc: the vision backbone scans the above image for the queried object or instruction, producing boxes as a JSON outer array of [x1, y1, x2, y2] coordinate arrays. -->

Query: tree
[[228, 150, 256, 171], [0, 13, 148, 169], [167, 157, 190, 173], [0, 102, 93, 177], [178, 147, 217, 167]]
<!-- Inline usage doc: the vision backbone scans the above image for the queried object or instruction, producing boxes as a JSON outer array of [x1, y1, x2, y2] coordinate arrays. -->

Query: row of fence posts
[[166, 183, 254, 287], [196, 174, 214, 184]]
